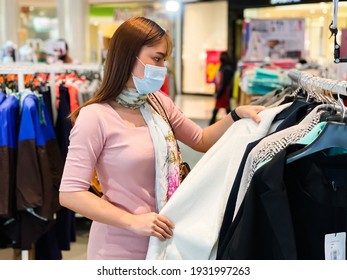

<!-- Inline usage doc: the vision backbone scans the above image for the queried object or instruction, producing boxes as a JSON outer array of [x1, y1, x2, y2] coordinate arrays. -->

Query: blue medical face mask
[[132, 57, 167, 95]]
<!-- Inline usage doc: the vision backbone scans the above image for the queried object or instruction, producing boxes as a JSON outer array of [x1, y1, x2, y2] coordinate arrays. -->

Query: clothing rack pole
[[332, 0, 339, 29], [0, 66, 34, 88], [287, 69, 301, 84], [0, 62, 102, 124], [288, 69, 347, 97], [59, 63, 101, 73]]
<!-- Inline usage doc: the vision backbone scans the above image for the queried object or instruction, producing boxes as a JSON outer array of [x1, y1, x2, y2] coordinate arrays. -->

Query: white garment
[[233, 105, 324, 221], [145, 103, 290, 260]]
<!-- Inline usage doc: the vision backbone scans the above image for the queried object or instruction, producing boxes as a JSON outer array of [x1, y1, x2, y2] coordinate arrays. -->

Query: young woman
[[59, 17, 265, 260]]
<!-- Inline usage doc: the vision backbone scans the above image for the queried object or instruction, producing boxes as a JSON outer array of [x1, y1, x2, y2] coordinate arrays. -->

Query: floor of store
[[0, 93, 231, 260]]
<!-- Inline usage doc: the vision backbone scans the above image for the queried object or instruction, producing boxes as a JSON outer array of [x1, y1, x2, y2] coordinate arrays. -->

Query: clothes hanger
[[273, 75, 320, 122], [318, 79, 347, 122], [286, 120, 347, 164], [286, 80, 347, 164]]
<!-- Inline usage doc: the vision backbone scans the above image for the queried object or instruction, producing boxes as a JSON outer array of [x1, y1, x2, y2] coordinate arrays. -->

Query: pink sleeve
[[155, 93, 203, 147], [59, 105, 105, 192]]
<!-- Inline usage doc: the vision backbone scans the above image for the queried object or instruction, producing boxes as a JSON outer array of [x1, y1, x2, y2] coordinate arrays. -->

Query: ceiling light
[[166, 1, 180, 12]]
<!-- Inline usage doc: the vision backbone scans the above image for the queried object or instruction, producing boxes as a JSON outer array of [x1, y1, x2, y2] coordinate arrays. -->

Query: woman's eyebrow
[[155, 51, 166, 57]]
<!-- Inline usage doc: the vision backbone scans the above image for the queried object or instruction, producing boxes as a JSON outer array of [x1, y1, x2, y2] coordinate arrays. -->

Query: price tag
[[325, 232, 346, 260]]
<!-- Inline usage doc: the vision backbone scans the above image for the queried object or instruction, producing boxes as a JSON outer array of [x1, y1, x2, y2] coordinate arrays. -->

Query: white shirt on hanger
[[145, 103, 291, 260]]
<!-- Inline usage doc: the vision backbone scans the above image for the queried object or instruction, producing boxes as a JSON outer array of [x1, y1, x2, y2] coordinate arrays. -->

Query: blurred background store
[[0, 0, 347, 260], [1, 0, 347, 97]]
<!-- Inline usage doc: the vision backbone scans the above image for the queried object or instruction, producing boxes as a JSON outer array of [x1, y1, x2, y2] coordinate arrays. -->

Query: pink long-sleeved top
[[59, 93, 203, 259]]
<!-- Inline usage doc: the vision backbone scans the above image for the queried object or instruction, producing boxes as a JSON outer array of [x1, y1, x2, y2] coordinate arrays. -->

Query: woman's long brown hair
[[70, 17, 172, 123]]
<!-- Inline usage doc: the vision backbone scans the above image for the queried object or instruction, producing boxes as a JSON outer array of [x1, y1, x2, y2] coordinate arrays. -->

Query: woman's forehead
[[141, 38, 168, 55]]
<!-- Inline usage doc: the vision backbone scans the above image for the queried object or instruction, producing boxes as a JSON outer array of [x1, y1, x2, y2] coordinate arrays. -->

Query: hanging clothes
[[232, 105, 323, 222], [219, 143, 347, 260], [55, 84, 73, 159], [217, 104, 324, 256], [145, 103, 291, 260], [16, 93, 61, 218], [0, 92, 19, 249], [0, 90, 63, 251], [0, 94, 19, 218], [51, 71, 101, 255], [11, 92, 63, 250], [0, 65, 101, 258], [218, 69, 347, 260]]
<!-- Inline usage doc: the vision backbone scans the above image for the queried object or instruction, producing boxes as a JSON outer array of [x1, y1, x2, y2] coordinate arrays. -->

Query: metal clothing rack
[[288, 69, 347, 97], [0, 63, 102, 123], [330, 0, 347, 63]]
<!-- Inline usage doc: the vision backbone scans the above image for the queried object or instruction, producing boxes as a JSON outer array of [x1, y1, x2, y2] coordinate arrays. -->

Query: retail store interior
[[1, 0, 347, 260]]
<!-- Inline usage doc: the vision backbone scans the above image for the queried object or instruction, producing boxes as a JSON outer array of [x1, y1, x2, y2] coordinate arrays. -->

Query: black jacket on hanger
[[219, 144, 347, 260], [217, 139, 262, 255], [218, 102, 319, 258]]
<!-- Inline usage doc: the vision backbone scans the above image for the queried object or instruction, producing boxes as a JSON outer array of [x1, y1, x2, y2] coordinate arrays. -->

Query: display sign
[[341, 29, 347, 59], [243, 19, 305, 61], [205, 50, 224, 84]]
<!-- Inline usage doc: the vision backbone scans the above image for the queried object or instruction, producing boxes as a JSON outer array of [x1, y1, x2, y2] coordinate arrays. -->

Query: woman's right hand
[[129, 212, 174, 241]]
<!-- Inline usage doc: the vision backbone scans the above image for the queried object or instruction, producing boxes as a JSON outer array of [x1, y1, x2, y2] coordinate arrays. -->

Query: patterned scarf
[[116, 89, 180, 211]]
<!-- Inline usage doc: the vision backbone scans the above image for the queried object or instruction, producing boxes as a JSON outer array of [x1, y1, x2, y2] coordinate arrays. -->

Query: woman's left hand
[[235, 105, 266, 123]]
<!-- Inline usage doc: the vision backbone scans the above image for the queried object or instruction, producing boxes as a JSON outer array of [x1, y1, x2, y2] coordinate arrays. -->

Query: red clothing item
[[214, 67, 232, 109], [160, 75, 170, 97]]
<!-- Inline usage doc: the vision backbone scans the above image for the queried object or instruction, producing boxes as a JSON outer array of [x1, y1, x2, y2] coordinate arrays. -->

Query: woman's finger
[[155, 220, 173, 237], [152, 224, 172, 240], [157, 215, 175, 229]]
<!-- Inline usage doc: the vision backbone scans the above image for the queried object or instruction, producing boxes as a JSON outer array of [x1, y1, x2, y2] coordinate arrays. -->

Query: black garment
[[217, 139, 262, 257], [274, 103, 311, 132], [35, 223, 62, 260], [217, 105, 312, 258], [0, 218, 13, 248], [273, 100, 309, 122], [54, 84, 76, 255], [220, 144, 347, 260], [55, 207, 76, 250], [55, 85, 72, 160], [3, 211, 53, 250], [40, 87, 54, 124]]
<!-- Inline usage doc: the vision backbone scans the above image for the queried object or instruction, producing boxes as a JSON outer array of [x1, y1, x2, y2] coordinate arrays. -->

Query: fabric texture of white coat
[[145, 103, 291, 260]]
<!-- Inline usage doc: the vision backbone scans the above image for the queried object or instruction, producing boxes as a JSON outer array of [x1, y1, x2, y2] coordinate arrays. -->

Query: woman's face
[[126, 37, 167, 88]]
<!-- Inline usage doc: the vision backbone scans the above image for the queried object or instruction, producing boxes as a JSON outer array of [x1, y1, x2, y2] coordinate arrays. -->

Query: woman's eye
[[154, 57, 161, 62]]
